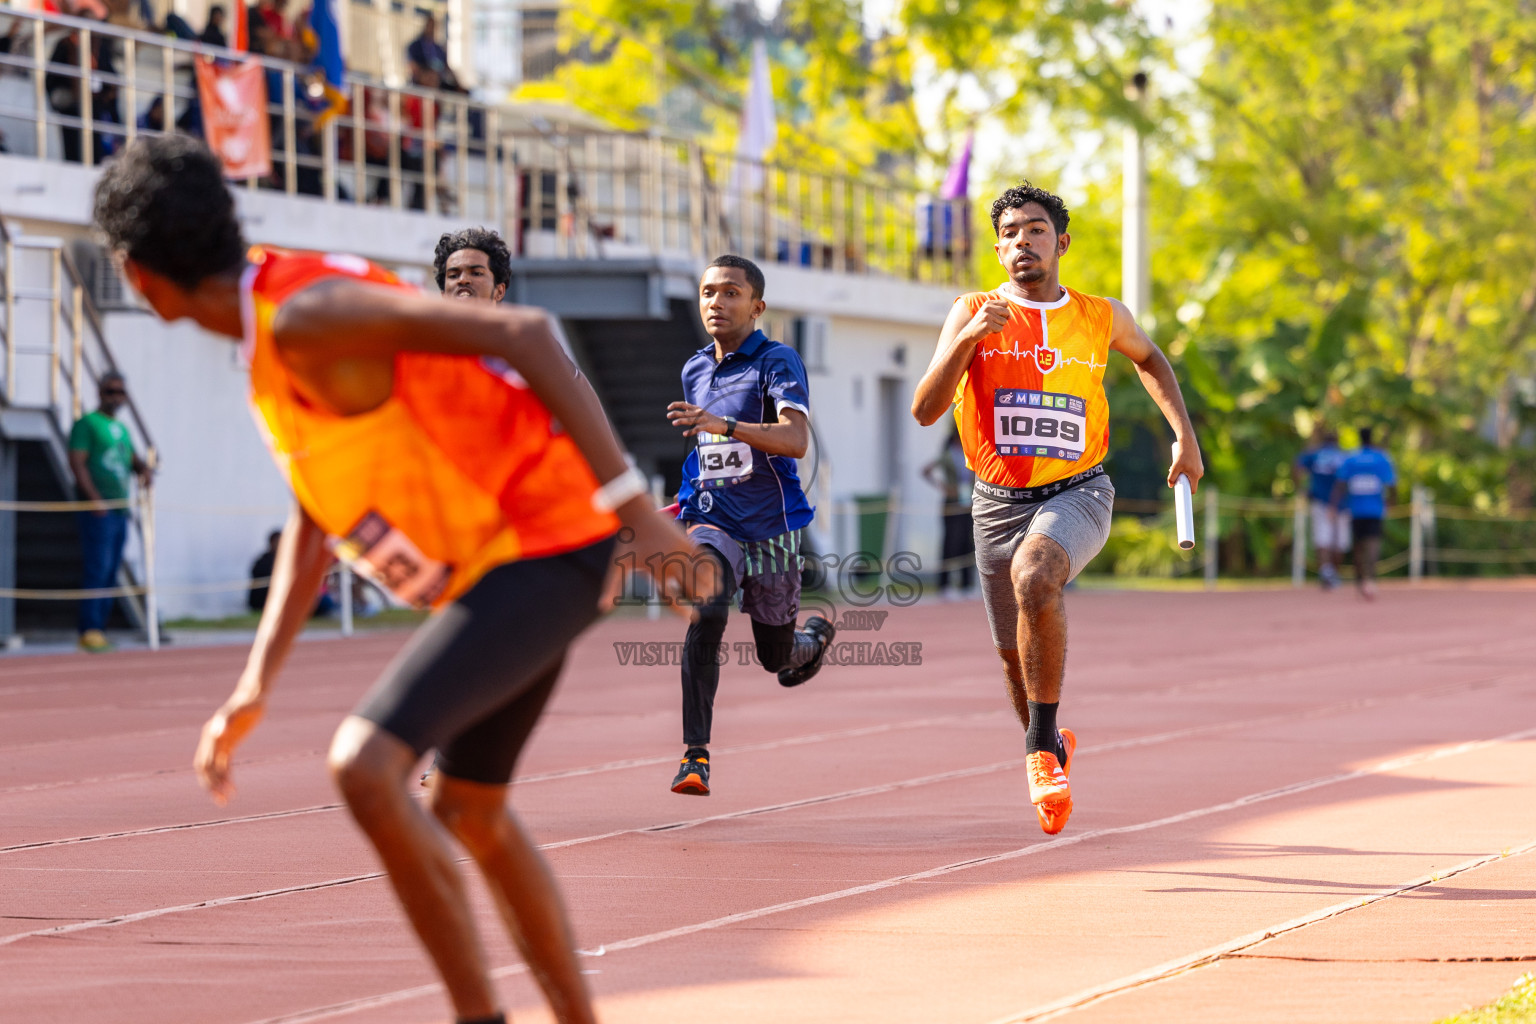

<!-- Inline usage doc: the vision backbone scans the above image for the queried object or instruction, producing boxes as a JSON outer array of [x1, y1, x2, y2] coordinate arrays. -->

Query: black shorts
[[1351, 517, 1383, 540], [351, 536, 615, 785]]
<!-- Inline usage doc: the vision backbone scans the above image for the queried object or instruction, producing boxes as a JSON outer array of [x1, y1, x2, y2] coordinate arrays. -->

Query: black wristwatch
[[723, 416, 738, 438]]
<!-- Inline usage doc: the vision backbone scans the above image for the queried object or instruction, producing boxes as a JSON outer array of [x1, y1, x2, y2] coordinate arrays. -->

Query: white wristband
[[592, 466, 648, 513]]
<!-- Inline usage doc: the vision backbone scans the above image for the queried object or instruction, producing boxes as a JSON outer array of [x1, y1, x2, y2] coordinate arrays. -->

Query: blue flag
[[310, 0, 345, 87]]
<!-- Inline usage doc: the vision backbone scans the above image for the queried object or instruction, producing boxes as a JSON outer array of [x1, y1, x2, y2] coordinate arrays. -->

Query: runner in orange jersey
[[912, 181, 1204, 836], [93, 135, 713, 1024]]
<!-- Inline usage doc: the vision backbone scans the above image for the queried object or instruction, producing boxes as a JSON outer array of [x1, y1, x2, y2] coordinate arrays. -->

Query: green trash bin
[[853, 493, 890, 580]]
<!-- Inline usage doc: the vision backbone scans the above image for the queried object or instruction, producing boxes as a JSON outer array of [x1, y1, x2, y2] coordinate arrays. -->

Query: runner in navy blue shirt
[[1331, 426, 1397, 600], [663, 255, 835, 795], [1293, 428, 1350, 588]]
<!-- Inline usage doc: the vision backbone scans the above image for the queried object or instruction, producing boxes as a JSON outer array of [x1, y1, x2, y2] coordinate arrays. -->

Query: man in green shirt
[[68, 372, 149, 651]]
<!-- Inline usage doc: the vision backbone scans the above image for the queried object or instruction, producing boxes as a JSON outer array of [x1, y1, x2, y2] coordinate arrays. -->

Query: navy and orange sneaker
[[1028, 727, 1077, 835], [670, 751, 710, 795], [777, 616, 837, 688]]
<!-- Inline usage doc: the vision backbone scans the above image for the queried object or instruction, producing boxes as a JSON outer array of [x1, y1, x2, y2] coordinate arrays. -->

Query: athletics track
[[4, 583, 1536, 1023]]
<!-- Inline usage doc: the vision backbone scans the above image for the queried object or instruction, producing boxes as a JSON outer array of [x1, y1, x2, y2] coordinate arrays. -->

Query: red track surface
[[5, 584, 1536, 1023]]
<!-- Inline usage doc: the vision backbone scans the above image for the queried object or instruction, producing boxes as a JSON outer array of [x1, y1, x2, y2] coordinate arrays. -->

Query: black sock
[[685, 745, 709, 760], [1024, 700, 1061, 759]]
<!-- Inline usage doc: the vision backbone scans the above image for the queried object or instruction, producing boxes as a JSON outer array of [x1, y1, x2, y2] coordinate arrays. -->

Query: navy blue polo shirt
[[676, 329, 815, 542]]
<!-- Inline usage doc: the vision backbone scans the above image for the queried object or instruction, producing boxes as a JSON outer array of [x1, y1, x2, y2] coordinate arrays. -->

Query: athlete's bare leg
[[1355, 536, 1381, 600], [995, 535, 1072, 725], [327, 717, 503, 1022], [430, 774, 598, 1024]]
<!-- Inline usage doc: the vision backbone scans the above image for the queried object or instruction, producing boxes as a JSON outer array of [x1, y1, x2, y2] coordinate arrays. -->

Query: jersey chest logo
[[1032, 341, 1059, 373]]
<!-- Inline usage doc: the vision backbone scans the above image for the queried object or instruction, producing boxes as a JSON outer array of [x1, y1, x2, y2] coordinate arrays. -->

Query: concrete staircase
[[564, 298, 710, 499]]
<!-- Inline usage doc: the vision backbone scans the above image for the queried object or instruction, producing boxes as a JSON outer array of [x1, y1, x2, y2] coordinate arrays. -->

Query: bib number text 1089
[[992, 388, 1088, 461]]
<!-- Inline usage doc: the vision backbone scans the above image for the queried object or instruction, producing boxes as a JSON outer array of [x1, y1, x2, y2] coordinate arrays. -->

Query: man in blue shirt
[[663, 255, 835, 795], [1293, 428, 1350, 588], [1332, 426, 1397, 600]]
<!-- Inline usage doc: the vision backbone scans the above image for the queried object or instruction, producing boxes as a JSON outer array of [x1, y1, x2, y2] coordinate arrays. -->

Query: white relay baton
[[1174, 473, 1195, 550]]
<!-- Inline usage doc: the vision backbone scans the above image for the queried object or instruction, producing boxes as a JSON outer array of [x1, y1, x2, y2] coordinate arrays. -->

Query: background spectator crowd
[[3, 0, 468, 210]]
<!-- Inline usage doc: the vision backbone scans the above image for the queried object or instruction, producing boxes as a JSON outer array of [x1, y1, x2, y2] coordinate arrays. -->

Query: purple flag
[[939, 133, 973, 200]]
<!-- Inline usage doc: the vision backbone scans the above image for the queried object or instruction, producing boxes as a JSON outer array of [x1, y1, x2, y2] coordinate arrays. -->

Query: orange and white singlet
[[241, 246, 618, 609], [953, 287, 1114, 490]]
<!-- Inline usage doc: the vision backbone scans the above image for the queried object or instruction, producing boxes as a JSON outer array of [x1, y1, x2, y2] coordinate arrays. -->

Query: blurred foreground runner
[[911, 181, 1204, 834], [94, 135, 712, 1024]]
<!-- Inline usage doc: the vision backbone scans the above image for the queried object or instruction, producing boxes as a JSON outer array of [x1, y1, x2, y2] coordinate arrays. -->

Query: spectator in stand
[[68, 372, 151, 652], [46, 17, 120, 164], [406, 12, 461, 92], [200, 5, 228, 47], [255, 0, 292, 43]]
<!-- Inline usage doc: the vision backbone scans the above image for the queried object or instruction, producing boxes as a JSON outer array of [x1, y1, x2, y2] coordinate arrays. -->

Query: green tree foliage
[[1161, 0, 1536, 511], [538, 0, 1536, 530]]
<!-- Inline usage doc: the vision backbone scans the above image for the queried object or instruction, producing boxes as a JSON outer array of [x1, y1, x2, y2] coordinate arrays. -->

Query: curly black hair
[[989, 181, 1070, 237], [706, 253, 765, 299], [433, 228, 512, 293], [92, 136, 247, 290]]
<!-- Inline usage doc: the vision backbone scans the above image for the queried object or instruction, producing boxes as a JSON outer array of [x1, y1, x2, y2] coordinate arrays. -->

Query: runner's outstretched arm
[[195, 504, 333, 803], [275, 280, 635, 490], [1107, 299, 1205, 490], [273, 280, 715, 603], [912, 297, 1011, 425]]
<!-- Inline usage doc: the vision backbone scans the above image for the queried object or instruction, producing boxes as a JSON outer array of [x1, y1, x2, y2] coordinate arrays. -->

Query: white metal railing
[[0, 6, 975, 287]]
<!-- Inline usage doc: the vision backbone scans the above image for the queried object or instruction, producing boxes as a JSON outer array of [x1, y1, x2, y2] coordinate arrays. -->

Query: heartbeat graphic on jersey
[[976, 340, 1107, 373]]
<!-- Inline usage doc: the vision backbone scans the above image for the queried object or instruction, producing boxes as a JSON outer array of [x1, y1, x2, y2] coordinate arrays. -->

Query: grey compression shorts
[[973, 470, 1116, 649]]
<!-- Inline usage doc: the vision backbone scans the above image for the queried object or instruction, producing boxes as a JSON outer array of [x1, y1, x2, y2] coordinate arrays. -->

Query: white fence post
[[339, 564, 354, 636], [143, 482, 159, 652], [1291, 494, 1306, 588], [1204, 487, 1218, 591], [1409, 484, 1426, 582]]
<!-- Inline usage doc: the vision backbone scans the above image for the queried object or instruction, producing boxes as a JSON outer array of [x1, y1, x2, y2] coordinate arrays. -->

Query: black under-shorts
[[1351, 516, 1383, 540], [352, 536, 615, 785]]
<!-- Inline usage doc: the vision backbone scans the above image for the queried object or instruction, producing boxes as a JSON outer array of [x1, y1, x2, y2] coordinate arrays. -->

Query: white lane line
[[0, 801, 343, 855], [0, 872, 385, 947], [233, 725, 1536, 1024], [11, 667, 1514, 855], [0, 711, 1002, 853], [6, 671, 1524, 949], [517, 709, 1001, 784], [986, 840, 1536, 1024]]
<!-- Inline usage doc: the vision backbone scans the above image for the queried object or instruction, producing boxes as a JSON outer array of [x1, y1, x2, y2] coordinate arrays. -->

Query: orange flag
[[195, 57, 271, 180], [232, 0, 248, 52]]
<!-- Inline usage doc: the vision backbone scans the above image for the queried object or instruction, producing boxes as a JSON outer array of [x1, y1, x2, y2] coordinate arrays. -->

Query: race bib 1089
[[992, 388, 1088, 461]]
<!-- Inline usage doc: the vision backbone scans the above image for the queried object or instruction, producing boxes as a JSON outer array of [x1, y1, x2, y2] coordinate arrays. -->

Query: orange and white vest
[[953, 287, 1113, 489], [241, 246, 618, 608]]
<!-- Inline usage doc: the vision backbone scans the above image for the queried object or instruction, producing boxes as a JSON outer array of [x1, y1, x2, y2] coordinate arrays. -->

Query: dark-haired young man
[[663, 255, 836, 795], [912, 182, 1204, 835], [435, 227, 511, 303], [93, 135, 710, 1024]]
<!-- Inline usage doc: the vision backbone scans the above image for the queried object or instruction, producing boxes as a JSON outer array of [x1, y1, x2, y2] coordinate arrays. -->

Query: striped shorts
[[684, 523, 802, 626]]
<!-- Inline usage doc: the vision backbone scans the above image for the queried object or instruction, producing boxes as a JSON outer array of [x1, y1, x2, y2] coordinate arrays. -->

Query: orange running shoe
[[1028, 728, 1077, 835]]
